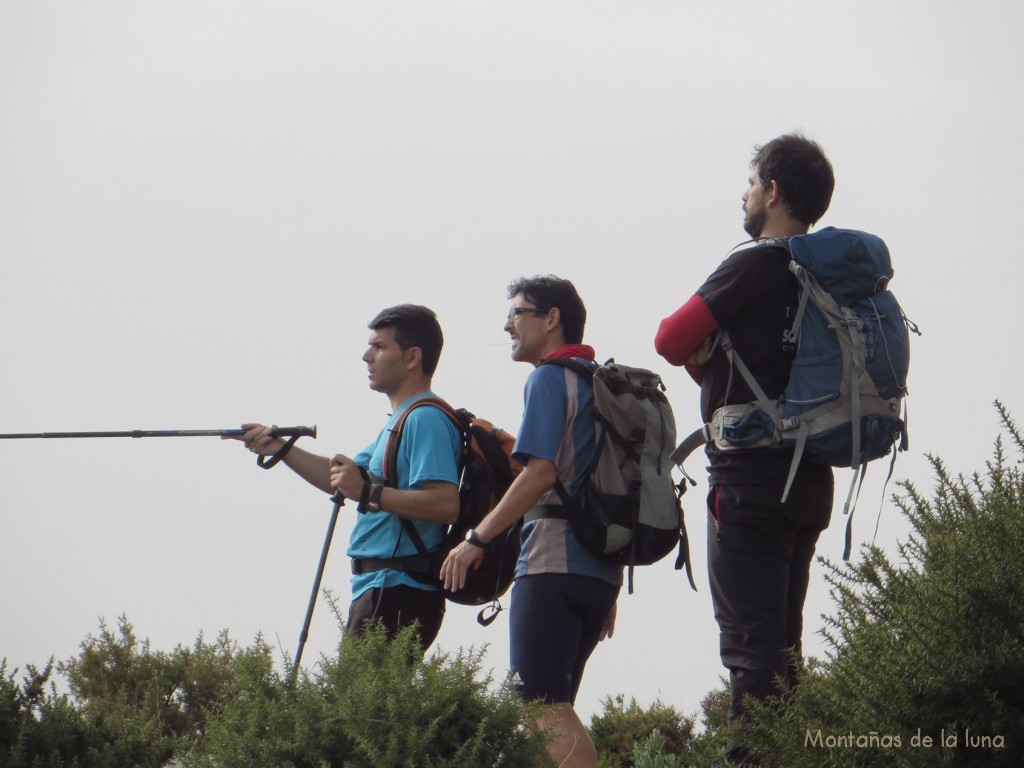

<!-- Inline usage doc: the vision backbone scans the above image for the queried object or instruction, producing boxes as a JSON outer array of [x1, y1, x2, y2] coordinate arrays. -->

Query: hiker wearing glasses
[[230, 304, 460, 651], [655, 136, 837, 766], [441, 275, 621, 768]]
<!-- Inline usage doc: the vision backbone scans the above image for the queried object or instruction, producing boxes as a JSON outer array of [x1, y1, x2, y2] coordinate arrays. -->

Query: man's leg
[[707, 486, 793, 725], [509, 574, 618, 768], [346, 584, 446, 650], [782, 470, 833, 689]]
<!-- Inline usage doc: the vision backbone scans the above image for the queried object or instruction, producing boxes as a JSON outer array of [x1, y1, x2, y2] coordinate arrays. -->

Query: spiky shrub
[[190, 623, 548, 768], [179, 635, 328, 768], [630, 730, 686, 768], [735, 401, 1024, 767], [59, 616, 240, 743], [590, 695, 695, 768], [590, 687, 735, 768], [1, 617, 244, 768], [0, 660, 99, 768]]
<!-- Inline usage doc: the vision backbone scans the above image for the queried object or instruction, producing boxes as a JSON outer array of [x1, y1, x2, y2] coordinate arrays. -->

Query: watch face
[[465, 529, 475, 541]]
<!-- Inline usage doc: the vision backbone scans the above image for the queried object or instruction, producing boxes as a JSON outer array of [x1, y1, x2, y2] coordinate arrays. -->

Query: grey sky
[[2, 1, 1022, 722]]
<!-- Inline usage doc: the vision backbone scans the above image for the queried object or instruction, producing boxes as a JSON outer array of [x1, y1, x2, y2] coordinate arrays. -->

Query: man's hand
[[329, 454, 365, 501], [222, 423, 286, 456], [599, 602, 617, 642], [439, 540, 485, 592], [685, 333, 716, 367]]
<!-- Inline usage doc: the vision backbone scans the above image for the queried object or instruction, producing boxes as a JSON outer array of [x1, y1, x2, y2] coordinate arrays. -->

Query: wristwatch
[[367, 483, 384, 513], [465, 529, 488, 548]]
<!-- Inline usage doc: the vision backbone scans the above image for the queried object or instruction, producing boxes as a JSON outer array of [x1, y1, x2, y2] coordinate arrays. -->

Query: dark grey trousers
[[707, 471, 834, 727]]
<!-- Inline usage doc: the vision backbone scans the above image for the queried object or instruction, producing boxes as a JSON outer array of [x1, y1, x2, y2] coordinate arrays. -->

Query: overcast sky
[[2, 1, 1022, 723]]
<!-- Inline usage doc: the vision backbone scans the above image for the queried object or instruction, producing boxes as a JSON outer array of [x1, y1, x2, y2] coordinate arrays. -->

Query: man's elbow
[[530, 459, 559, 490], [439, 488, 460, 525], [654, 321, 686, 366]]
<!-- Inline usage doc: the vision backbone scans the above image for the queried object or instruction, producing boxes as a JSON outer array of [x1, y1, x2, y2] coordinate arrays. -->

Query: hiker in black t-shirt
[[655, 135, 837, 766]]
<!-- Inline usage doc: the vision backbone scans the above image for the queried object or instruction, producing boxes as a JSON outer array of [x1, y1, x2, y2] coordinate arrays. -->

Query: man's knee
[[532, 703, 598, 768]]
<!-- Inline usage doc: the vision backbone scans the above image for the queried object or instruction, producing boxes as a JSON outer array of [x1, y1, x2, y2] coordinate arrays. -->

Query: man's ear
[[544, 306, 563, 335], [766, 179, 782, 208], [404, 345, 423, 372], [544, 307, 569, 346]]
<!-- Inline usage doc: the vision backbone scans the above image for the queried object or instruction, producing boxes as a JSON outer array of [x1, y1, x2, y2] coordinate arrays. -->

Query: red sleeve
[[683, 363, 705, 386], [654, 294, 719, 367]]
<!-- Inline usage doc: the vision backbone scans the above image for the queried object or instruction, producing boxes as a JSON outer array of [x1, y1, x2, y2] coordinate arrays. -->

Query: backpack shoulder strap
[[380, 396, 466, 486], [379, 396, 466, 557], [718, 329, 782, 432], [536, 357, 601, 506]]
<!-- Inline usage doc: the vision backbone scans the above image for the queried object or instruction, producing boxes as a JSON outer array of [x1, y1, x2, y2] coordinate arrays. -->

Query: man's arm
[[439, 456, 557, 591], [376, 481, 459, 524], [440, 456, 617, 644], [655, 294, 719, 365], [329, 454, 458, 524]]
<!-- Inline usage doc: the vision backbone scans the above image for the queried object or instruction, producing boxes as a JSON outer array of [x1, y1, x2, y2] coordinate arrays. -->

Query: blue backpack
[[673, 228, 920, 557]]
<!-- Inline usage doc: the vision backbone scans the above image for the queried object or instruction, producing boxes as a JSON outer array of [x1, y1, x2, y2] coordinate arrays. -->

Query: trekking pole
[[0, 425, 317, 440], [294, 492, 344, 673]]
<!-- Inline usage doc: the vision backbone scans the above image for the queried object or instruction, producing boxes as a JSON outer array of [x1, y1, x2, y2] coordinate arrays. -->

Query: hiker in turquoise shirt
[[231, 304, 460, 652]]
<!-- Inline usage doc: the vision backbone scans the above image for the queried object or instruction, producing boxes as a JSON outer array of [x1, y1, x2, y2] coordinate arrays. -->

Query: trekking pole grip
[[272, 425, 317, 438]]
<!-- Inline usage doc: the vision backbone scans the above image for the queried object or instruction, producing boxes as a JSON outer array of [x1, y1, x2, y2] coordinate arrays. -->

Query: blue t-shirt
[[347, 392, 461, 599], [513, 362, 623, 587]]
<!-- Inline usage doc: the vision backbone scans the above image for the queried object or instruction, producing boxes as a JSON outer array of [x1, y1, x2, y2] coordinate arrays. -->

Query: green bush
[[734, 402, 1024, 767], [590, 690, 734, 768], [4, 617, 547, 767], [0, 657, 186, 768], [59, 615, 239, 743], [631, 730, 686, 768], [1, 613, 241, 768], [187, 623, 548, 768], [1, 660, 93, 768], [591, 694, 696, 768]]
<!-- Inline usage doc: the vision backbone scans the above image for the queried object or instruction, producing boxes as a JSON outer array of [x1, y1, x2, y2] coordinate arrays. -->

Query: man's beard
[[743, 205, 766, 239]]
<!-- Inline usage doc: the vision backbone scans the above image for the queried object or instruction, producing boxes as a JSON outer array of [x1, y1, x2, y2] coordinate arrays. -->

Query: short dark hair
[[752, 134, 835, 226], [506, 275, 586, 344], [368, 304, 444, 377]]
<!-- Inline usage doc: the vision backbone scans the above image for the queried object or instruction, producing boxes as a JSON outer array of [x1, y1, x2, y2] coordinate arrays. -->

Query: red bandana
[[542, 344, 596, 362]]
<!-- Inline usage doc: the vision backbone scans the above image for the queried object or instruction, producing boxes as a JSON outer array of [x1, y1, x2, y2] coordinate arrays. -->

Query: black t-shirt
[[696, 242, 831, 486]]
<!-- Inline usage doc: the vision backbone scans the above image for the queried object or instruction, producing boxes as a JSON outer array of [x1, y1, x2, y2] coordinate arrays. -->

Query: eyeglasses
[[507, 307, 548, 323]]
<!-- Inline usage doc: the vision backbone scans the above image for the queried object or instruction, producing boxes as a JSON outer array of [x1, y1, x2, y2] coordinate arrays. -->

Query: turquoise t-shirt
[[346, 392, 461, 599]]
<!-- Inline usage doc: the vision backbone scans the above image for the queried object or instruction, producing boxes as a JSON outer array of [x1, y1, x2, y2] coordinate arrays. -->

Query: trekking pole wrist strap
[[356, 479, 371, 513], [356, 476, 383, 514], [257, 434, 300, 470], [367, 482, 383, 512]]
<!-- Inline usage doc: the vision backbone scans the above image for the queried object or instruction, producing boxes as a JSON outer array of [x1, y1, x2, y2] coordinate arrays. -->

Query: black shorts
[[509, 573, 619, 705], [346, 584, 445, 651]]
